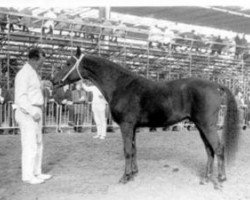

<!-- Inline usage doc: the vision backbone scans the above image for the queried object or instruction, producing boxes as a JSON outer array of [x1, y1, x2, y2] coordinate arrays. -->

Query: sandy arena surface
[[0, 128, 250, 200]]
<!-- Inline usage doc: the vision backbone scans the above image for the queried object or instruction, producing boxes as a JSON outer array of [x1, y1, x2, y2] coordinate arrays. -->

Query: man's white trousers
[[15, 108, 43, 181], [92, 103, 106, 137]]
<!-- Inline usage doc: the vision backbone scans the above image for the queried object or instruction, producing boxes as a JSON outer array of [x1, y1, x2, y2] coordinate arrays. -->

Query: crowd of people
[[148, 23, 249, 59], [1, 7, 250, 61], [0, 7, 127, 44]]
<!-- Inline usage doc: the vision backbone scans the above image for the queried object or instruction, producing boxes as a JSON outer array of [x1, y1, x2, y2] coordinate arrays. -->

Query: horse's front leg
[[131, 127, 138, 176], [119, 122, 136, 184]]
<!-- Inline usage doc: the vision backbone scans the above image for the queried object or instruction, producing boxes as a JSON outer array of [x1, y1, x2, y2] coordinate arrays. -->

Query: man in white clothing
[[42, 8, 57, 38], [14, 48, 52, 184], [82, 82, 107, 139]]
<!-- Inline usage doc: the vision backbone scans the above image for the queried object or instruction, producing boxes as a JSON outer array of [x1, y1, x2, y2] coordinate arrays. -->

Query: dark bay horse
[[52, 47, 240, 188]]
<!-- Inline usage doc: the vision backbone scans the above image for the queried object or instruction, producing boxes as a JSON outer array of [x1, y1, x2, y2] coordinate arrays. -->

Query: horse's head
[[52, 47, 85, 88]]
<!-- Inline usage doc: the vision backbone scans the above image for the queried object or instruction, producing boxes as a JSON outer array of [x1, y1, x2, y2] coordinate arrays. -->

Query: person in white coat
[[14, 48, 52, 184], [42, 8, 57, 38], [82, 82, 107, 139]]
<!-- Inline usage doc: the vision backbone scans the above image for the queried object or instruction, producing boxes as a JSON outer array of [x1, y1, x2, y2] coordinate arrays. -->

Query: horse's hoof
[[213, 182, 223, 190], [199, 176, 210, 185], [132, 169, 138, 176], [218, 175, 227, 183], [212, 178, 223, 190], [119, 174, 134, 184]]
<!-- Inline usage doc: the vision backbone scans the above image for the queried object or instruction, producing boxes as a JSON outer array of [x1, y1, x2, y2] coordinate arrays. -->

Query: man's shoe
[[68, 121, 75, 126], [93, 134, 100, 139], [99, 136, 106, 140], [36, 174, 52, 180], [23, 177, 45, 184]]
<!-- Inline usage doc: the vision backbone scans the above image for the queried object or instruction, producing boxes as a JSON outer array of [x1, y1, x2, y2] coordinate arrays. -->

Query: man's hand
[[33, 112, 41, 122], [0, 96, 4, 103], [66, 101, 73, 105], [62, 99, 67, 104]]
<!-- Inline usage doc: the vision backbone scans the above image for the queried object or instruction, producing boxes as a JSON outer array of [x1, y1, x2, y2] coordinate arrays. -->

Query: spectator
[[42, 8, 57, 39], [57, 10, 69, 36], [148, 24, 164, 48], [0, 13, 7, 32], [53, 84, 74, 126], [0, 85, 17, 135], [210, 35, 224, 55], [235, 90, 247, 125], [72, 81, 86, 132], [18, 16, 31, 32], [82, 82, 107, 140], [112, 20, 127, 43], [42, 80, 53, 133], [163, 26, 175, 50], [73, 14, 84, 37], [83, 18, 95, 42], [101, 18, 113, 41], [14, 47, 52, 184], [234, 34, 247, 59], [241, 34, 248, 46]]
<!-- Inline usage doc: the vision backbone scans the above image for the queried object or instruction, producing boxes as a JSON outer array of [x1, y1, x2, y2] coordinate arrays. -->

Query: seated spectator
[[73, 14, 84, 37], [148, 24, 164, 48], [163, 26, 175, 49], [57, 10, 69, 36], [222, 36, 236, 57], [42, 8, 57, 39], [83, 18, 95, 42], [176, 30, 199, 51], [101, 18, 113, 41], [0, 13, 7, 32], [112, 20, 127, 43], [210, 35, 225, 56], [8, 15, 20, 32], [19, 8, 33, 32], [235, 33, 248, 59], [18, 16, 31, 32]]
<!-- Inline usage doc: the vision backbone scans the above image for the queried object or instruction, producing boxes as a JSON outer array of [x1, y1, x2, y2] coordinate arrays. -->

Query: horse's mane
[[85, 55, 149, 81]]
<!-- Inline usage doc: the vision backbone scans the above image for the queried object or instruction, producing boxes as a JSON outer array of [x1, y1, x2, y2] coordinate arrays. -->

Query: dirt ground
[[0, 128, 250, 200]]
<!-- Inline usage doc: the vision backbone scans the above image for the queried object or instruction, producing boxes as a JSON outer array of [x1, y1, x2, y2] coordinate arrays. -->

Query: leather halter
[[62, 54, 85, 82]]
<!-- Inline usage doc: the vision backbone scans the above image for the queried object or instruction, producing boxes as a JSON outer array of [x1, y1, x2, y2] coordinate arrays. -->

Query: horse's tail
[[221, 86, 240, 164]]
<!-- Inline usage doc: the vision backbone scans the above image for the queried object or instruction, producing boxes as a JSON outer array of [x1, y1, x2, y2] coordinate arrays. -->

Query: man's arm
[[82, 84, 93, 92]]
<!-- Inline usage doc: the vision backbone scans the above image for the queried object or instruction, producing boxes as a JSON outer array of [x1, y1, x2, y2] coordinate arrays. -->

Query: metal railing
[[0, 101, 117, 134]]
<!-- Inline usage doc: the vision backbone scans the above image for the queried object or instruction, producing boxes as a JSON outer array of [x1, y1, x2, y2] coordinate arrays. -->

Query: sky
[[1, 0, 250, 9]]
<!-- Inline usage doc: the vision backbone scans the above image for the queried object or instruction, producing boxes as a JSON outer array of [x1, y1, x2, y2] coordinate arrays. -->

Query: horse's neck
[[84, 57, 128, 103]]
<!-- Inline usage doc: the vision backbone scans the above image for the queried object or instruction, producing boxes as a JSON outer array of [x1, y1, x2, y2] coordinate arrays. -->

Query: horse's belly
[[140, 111, 185, 127]]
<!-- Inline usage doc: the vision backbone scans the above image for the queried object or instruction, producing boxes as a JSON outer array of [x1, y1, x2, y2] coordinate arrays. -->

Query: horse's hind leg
[[196, 124, 226, 189], [131, 127, 138, 176], [216, 142, 226, 182], [197, 127, 215, 184], [119, 122, 136, 184]]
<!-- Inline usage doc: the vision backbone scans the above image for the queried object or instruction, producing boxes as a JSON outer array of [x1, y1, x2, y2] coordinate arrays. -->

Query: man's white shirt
[[82, 84, 106, 105], [14, 63, 44, 116]]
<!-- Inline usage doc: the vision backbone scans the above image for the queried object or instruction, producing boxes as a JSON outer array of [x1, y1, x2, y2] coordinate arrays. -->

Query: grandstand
[[0, 6, 250, 96]]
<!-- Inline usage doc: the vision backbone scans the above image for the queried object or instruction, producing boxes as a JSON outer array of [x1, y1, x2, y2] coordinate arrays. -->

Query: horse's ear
[[76, 46, 81, 58]]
